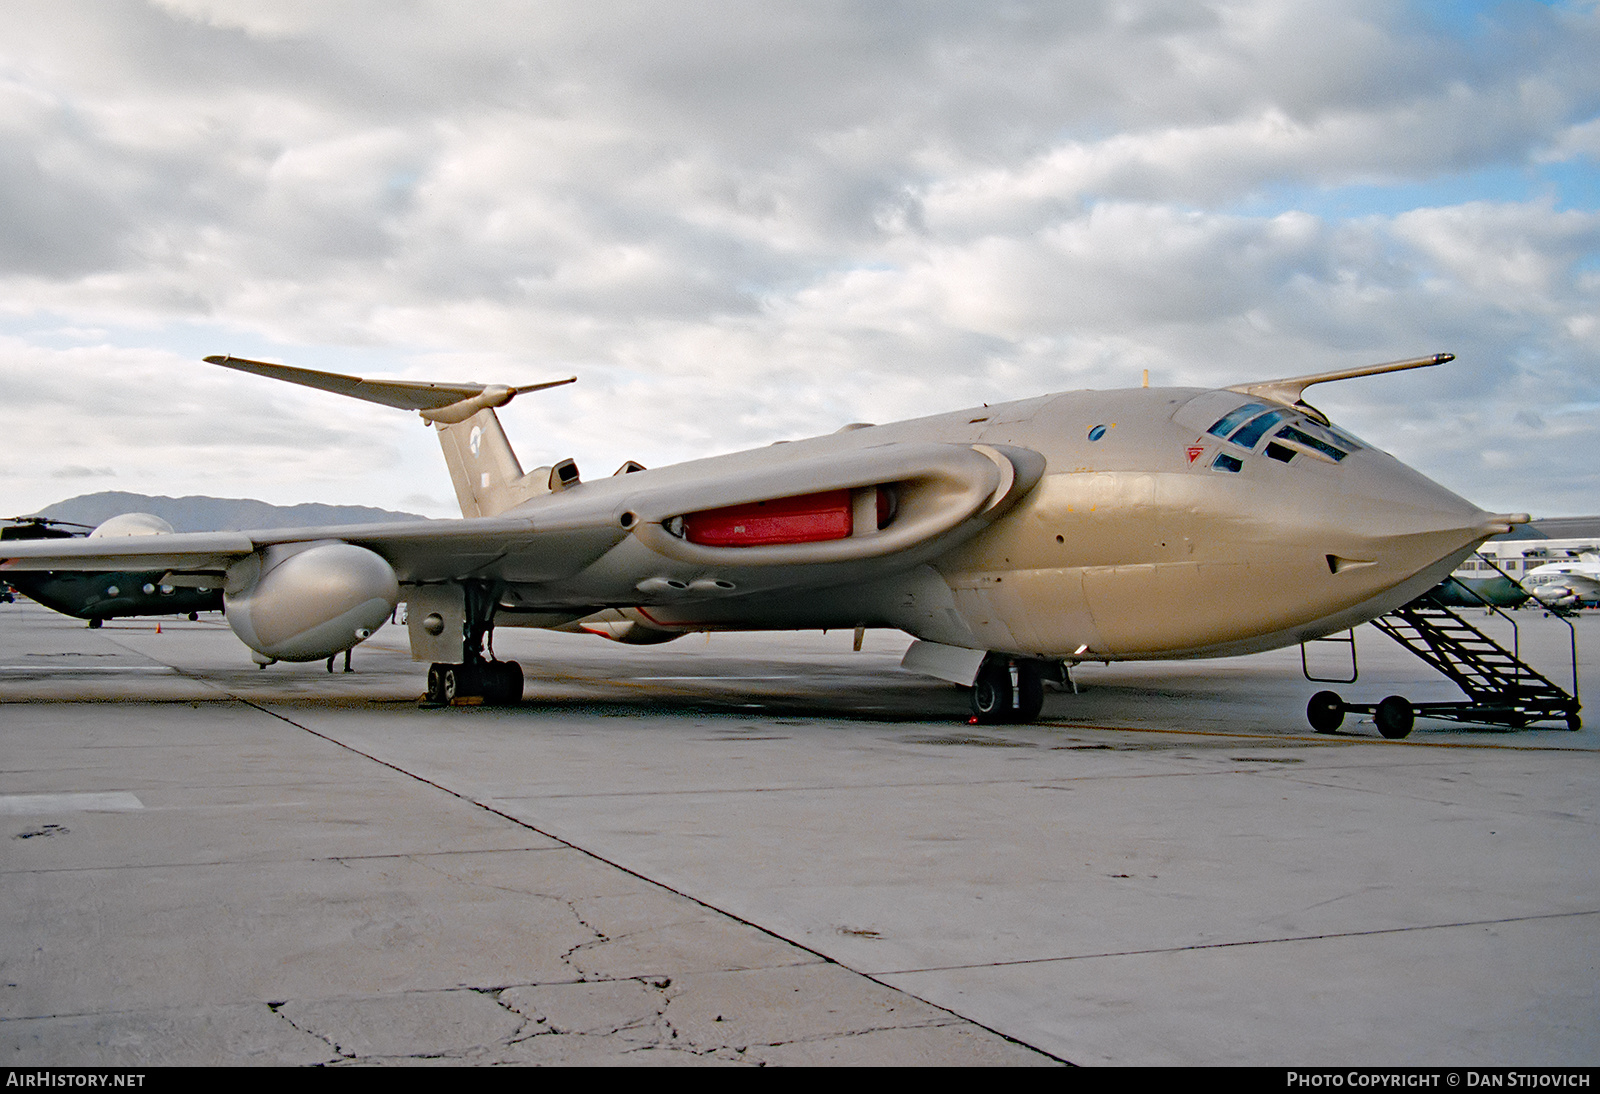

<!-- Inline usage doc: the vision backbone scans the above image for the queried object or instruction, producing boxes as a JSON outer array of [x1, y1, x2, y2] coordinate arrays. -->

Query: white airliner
[[1, 351, 1523, 722], [1522, 556, 1600, 610]]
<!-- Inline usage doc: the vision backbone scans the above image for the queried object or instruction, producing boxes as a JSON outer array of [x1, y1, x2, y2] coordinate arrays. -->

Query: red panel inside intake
[[683, 489, 854, 547]]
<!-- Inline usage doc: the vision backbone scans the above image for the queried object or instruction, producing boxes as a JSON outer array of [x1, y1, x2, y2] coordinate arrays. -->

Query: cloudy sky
[[3, 0, 1596, 520]]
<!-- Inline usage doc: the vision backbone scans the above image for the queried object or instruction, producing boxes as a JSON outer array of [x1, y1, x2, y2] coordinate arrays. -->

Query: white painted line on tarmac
[[631, 674, 807, 681], [0, 791, 144, 814], [0, 664, 173, 672]]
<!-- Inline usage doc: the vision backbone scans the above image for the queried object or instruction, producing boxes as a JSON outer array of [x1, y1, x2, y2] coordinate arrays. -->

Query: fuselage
[[5, 570, 221, 621], [499, 384, 1505, 661]]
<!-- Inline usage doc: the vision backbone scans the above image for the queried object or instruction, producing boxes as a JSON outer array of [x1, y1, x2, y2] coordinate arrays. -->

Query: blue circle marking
[[1087, 424, 1107, 442]]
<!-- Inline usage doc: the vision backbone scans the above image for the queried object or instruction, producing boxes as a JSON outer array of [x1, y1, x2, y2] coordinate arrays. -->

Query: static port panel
[[683, 489, 853, 547]]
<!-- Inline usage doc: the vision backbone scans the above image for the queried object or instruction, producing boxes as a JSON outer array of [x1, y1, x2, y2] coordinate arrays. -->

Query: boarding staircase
[[1367, 598, 1579, 730], [1302, 559, 1581, 738]]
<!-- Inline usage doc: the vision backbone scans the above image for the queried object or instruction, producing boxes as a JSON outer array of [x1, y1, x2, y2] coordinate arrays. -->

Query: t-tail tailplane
[[204, 355, 576, 518]]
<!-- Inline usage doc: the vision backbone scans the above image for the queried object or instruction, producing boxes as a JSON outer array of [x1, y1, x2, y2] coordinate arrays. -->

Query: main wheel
[[970, 662, 1014, 724], [1307, 691, 1344, 733], [441, 665, 465, 704], [1013, 661, 1045, 723], [486, 660, 523, 706], [1375, 695, 1414, 739]]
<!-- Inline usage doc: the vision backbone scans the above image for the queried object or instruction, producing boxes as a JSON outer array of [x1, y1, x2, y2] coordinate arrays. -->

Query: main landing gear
[[969, 656, 1046, 724], [424, 659, 523, 706], [420, 580, 524, 708]]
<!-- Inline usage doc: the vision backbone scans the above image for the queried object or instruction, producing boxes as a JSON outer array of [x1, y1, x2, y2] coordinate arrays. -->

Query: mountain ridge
[[26, 491, 429, 533]]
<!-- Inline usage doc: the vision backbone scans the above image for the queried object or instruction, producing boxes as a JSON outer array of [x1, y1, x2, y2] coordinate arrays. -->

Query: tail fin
[[433, 408, 581, 517], [204, 355, 576, 518]]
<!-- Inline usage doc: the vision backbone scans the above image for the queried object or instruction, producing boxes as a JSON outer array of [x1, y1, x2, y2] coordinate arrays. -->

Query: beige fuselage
[[495, 385, 1499, 662]]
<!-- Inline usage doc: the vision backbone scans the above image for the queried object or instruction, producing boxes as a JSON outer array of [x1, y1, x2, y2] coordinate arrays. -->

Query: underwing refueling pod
[[2, 351, 1524, 721]]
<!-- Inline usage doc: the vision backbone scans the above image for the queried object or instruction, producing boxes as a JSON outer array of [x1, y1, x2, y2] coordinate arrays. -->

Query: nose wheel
[[970, 658, 1045, 724]]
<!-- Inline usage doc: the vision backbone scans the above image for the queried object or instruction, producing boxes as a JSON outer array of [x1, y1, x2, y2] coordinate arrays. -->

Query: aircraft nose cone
[[1324, 446, 1524, 589]]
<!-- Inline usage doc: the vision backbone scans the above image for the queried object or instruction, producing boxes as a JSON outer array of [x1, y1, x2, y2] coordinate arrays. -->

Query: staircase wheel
[[1375, 695, 1414, 739], [1568, 712, 1583, 732], [1307, 691, 1344, 734]]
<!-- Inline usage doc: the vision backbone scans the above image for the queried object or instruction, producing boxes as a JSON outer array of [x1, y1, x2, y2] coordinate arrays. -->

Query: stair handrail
[[1457, 553, 1579, 704]]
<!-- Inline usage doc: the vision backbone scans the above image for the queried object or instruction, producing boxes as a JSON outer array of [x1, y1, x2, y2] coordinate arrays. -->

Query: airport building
[[1452, 516, 1600, 580]]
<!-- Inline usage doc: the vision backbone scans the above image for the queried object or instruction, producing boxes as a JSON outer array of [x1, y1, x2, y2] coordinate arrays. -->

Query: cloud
[[0, 0, 1594, 519]]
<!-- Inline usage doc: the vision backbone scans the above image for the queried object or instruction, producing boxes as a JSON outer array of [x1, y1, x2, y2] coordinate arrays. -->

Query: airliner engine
[[223, 542, 399, 662]]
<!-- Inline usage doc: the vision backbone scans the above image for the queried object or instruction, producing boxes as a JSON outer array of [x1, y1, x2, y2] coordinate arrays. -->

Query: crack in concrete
[[474, 985, 548, 1045], [557, 898, 612, 968], [110, 685, 1066, 1063], [266, 1001, 350, 1064]]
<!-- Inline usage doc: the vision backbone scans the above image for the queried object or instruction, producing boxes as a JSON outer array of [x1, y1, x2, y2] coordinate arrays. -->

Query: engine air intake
[[683, 489, 854, 547]]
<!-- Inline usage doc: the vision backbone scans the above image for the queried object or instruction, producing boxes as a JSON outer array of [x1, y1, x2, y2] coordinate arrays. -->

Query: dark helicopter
[[1, 515, 223, 626]]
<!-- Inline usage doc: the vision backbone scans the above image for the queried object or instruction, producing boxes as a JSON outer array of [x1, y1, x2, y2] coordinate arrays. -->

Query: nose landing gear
[[969, 657, 1046, 724]]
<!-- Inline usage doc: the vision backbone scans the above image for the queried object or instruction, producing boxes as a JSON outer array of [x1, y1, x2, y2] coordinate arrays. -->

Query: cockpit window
[[1229, 408, 1293, 449], [1274, 424, 1347, 461], [1206, 403, 1269, 438], [1322, 423, 1363, 451], [1190, 392, 1370, 471]]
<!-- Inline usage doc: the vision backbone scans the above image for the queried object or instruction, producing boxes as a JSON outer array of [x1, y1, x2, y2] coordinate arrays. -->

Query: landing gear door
[[406, 584, 465, 663]]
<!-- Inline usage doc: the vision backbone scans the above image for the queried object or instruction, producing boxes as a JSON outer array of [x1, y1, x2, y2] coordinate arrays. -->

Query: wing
[[2, 441, 1041, 609], [0, 531, 256, 574], [0, 517, 627, 585]]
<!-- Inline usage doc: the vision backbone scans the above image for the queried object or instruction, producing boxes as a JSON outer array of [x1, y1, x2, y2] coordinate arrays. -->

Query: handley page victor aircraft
[[1, 352, 1524, 722]]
